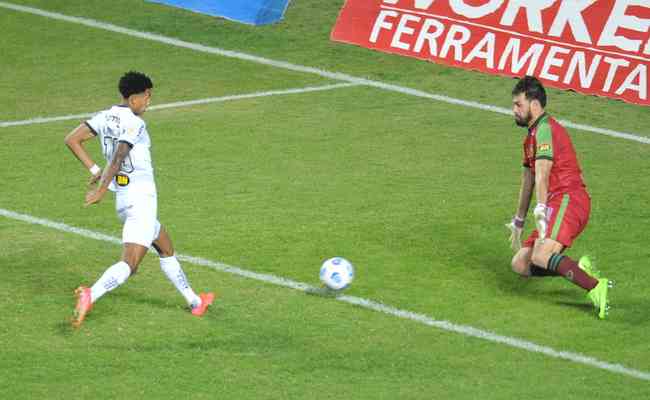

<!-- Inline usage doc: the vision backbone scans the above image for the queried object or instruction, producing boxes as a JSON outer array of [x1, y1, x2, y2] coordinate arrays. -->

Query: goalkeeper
[[505, 76, 611, 319]]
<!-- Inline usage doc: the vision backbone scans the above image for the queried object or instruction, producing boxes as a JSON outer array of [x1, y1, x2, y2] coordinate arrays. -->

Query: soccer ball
[[319, 257, 354, 291]]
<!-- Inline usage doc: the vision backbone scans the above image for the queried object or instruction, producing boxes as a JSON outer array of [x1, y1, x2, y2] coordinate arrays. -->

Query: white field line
[[0, 1, 648, 143], [0, 83, 358, 128], [2, 206, 649, 382]]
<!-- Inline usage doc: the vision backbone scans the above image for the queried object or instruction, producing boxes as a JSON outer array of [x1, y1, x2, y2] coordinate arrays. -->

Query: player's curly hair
[[512, 75, 547, 108], [118, 71, 154, 98]]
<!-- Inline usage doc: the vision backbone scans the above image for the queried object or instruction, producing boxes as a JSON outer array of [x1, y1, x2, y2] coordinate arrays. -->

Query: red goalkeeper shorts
[[523, 190, 591, 248]]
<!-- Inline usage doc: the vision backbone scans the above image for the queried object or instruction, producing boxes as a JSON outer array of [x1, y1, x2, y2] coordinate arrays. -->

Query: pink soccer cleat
[[72, 286, 93, 328], [191, 292, 215, 316]]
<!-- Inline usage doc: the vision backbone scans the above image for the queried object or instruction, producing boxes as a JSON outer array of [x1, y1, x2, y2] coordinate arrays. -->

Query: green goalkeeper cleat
[[578, 255, 601, 279], [587, 278, 613, 320]]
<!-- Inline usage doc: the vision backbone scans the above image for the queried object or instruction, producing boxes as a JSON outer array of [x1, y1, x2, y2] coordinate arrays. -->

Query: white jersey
[[86, 105, 156, 195]]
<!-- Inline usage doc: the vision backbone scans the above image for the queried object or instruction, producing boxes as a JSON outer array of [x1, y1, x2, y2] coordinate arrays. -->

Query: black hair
[[118, 71, 153, 99], [512, 75, 546, 108]]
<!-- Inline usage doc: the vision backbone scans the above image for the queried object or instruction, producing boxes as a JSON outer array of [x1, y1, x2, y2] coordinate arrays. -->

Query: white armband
[[89, 164, 101, 175]]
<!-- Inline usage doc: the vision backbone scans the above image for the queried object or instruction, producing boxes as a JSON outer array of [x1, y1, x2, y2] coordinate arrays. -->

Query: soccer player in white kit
[[64, 71, 214, 328]]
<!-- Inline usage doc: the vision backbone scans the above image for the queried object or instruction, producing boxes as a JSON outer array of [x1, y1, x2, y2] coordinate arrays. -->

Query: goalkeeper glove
[[505, 216, 525, 252]]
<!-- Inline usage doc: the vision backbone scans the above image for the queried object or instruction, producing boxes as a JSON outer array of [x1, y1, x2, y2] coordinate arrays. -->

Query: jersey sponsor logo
[[116, 174, 130, 187], [331, 0, 650, 106], [538, 143, 551, 152]]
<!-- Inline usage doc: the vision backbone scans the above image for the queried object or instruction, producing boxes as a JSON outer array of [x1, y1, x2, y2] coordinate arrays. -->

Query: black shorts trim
[[118, 139, 134, 149], [84, 121, 98, 136]]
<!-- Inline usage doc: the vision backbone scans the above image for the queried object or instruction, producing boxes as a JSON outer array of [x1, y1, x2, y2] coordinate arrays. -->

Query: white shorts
[[115, 191, 161, 248]]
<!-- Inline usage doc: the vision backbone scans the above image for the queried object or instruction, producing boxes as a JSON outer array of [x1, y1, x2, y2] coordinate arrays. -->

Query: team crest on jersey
[[538, 143, 551, 152], [116, 174, 130, 187]]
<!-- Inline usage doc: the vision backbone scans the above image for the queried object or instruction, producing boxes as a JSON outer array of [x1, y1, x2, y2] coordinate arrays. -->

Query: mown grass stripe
[[0, 83, 359, 128], [0, 1, 647, 143], [1, 206, 649, 382]]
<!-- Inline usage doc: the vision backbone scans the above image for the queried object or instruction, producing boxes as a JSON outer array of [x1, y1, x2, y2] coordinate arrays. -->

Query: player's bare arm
[[534, 159, 552, 205], [506, 166, 534, 251], [516, 166, 534, 219], [85, 142, 131, 206], [532, 158, 553, 240], [64, 123, 102, 184]]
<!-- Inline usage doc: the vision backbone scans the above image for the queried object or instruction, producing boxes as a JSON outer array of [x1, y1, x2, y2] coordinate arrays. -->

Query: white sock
[[160, 255, 200, 307], [90, 261, 131, 303]]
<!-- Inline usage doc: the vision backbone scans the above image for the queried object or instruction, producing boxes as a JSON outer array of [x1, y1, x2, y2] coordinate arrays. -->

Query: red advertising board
[[331, 0, 649, 106]]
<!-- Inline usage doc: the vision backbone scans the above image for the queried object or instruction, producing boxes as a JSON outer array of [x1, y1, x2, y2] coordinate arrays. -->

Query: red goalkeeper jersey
[[522, 113, 587, 197]]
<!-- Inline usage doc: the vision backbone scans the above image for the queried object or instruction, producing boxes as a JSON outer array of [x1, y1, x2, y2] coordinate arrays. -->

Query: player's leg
[[90, 243, 148, 300], [73, 193, 156, 327], [512, 231, 558, 277], [73, 242, 148, 328], [152, 224, 200, 307], [531, 238, 603, 295], [88, 194, 154, 302], [530, 193, 599, 290], [511, 246, 532, 276], [513, 193, 610, 318], [152, 224, 214, 315], [543, 192, 611, 318]]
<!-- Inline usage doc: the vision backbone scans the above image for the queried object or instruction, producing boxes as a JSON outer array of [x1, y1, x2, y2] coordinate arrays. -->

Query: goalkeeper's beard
[[514, 111, 532, 127]]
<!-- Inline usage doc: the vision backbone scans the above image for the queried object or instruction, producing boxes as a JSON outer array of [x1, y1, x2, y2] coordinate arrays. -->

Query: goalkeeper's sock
[[160, 255, 201, 308], [529, 264, 558, 277], [547, 253, 598, 290], [90, 261, 131, 303]]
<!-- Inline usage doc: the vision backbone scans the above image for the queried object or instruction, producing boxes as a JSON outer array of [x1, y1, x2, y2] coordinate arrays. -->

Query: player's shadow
[[55, 303, 118, 336], [56, 320, 77, 336], [492, 264, 594, 308], [56, 309, 114, 336], [119, 292, 178, 311], [610, 298, 650, 327], [55, 291, 188, 336], [305, 286, 343, 298], [544, 288, 594, 312]]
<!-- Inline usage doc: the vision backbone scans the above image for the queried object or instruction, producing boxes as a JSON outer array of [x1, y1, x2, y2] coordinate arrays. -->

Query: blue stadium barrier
[[147, 0, 291, 25]]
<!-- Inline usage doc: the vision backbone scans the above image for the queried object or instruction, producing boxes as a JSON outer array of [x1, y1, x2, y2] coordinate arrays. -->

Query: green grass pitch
[[1, 1, 649, 398]]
